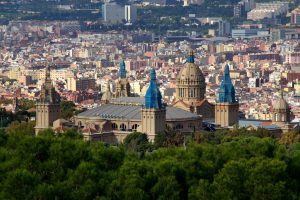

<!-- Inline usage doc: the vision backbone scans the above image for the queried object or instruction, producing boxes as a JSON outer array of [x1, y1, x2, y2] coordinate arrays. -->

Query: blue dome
[[119, 60, 127, 79], [145, 69, 163, 109], [217, 64, 236, 103]]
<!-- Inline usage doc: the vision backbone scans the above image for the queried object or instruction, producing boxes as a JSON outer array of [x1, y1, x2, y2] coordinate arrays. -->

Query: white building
[[247, 1, 289, 21], [125, 5, 137, 23]]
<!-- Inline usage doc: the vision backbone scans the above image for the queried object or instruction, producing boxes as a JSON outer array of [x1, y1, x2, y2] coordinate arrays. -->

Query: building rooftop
[[78, 97, 200, 121]]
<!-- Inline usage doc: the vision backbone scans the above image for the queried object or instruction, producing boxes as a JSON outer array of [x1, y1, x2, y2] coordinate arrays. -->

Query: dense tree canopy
[[0, 127, 300, 199], [60, 101, 76, 119]]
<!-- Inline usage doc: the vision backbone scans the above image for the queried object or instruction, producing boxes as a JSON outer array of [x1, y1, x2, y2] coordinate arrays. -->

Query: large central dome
[[176, 49, 206, 102]]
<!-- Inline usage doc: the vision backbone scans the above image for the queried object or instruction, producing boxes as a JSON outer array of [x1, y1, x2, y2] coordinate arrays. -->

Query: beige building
[[67, 77, 96, 91], [26, 68, 74, 81], [70, 48, 89, 58], [9, 67, 23, 80]]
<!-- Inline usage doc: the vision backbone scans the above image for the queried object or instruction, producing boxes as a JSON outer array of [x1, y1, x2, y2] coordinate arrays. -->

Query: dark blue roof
[[119, 60, 126, 79], [217, 64, 236, 103], [144, 69, 163, 109]]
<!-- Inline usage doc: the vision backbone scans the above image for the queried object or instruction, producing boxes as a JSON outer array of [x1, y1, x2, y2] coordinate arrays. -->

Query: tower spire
[[144, 68, 162, 109], [186, 49, 195, 63], [141, 68, 166, 141], [119, 59, 127, 79], [215, 63, 239, 127], [217, 64, 236, 103], [35, 63, 61, 135]]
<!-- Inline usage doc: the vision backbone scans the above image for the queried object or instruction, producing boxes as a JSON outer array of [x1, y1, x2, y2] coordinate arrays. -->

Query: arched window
[[120, 123, 127, 131], [112, 123, 118, 130], [132, 124, 138, 131]]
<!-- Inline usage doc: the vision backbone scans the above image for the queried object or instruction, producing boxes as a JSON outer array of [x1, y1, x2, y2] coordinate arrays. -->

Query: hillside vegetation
[[0, 124, 300, 199]]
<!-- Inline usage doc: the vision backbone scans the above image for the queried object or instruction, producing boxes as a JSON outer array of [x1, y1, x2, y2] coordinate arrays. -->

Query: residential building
[[67, 77, 96, 91]]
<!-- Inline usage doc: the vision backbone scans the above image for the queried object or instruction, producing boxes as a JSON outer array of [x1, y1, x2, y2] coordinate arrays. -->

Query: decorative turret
[[144, 68, 163, 109], [35, 65, 61, 135], [101, 81, 112, 104], [39, 65, 60, 104], [217, 64, 236, 103], [215, 64, 239, 127], [115, 60, 130, 98], [141, 68, 166, 141], [272, 91, 290, 125], [186, 49, 195, 63], [119, 59, 127, 79]]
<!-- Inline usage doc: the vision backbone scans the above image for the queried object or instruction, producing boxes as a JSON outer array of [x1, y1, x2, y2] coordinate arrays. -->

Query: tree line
[[0, 123, 300, 199]]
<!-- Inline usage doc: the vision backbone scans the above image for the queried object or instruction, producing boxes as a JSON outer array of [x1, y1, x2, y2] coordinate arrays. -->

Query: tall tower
[[141, 69, 166, 141], [35, 66, 61, 135], [115, 60, 131, 98], [215, 64, 239, 127], [272, 91, 290, 125]]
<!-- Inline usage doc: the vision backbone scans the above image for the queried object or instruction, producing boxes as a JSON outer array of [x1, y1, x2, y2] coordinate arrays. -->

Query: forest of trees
[[0, 123, 300, 199]]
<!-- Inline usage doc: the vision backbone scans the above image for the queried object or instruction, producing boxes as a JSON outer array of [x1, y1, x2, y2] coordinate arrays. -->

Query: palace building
[[75, 68, 202, 143], [35, 49, 300, 142]]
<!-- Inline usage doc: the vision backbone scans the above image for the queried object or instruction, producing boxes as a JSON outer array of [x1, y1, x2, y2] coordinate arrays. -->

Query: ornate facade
[[173, 50, 214, 119], [35, 66, 61, 135], [215, 64, 239, 127], [75, 69, 202, 143]]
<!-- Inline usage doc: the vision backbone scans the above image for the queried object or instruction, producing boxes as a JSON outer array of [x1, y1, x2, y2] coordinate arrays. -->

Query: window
[[120, 123, 127, 131], [112, 123, 118, 130], [175, 124, 183, 130], [132, 124, 138, 131]]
